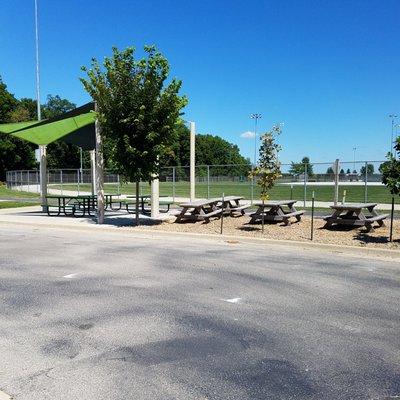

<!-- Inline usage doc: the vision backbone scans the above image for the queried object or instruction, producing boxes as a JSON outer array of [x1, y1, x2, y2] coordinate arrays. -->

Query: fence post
[[172, 167, 176, 202], [77, 169, 80, 195], [207, 165, 210, 199], [117, 174, 121, 196], [364, 161, 368, 203], [334, 159, 339, 205], [60, 170, 63, 195], [27, 170, 30, 193], [303, 163, 307, 207]]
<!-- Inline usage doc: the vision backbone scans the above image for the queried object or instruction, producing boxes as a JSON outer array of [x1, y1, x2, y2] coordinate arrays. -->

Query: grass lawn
[[49, 181, 399, 205], [0, 201, 40, 209], [0, 185, 39, 199]]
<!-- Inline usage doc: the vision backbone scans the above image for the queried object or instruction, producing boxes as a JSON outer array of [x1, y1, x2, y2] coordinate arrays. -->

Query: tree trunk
[[135, 181, 139, 226]]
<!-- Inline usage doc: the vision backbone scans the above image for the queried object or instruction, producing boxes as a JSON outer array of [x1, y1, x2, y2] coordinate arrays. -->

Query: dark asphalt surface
[[0, 224, 399, 400]]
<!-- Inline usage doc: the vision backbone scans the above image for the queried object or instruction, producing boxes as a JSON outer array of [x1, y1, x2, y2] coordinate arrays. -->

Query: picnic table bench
[[176, 198, 223, 223], [250, 200, 305, 226], [323, 203, 388, 232]]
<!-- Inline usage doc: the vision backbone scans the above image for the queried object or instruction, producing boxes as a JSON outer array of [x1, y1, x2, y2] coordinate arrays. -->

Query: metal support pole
[[334, 159, 339, 205], [60, 170, 63, 195], [364, 161, 368, 203], [95, 105, 105, 224], [117, 174, 121, 196], [207, 165, 210, 199], [151, 173, 160, 218], [27, 170, 30, 193], [39, 145, 47, 211]]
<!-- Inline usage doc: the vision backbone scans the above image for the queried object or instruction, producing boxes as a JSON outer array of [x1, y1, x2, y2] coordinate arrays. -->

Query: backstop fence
[[5, 160, 398, 206]]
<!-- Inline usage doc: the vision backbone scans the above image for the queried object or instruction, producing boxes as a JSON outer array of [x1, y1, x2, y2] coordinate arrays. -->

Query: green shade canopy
[[0, 102, 96, 150], [0, 121, 39, 134]]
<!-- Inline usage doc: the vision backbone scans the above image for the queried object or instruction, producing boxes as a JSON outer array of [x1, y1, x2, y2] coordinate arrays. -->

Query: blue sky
[[1, 0, 399, 164]]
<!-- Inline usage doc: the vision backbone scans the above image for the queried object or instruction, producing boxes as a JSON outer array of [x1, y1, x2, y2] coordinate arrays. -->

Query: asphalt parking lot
[[0, 224, 399, 400]]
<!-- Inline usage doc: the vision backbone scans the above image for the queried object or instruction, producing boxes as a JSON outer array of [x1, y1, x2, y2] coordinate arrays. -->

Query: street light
[[250, 113, 262, 166], [389, 114, 398, 155]]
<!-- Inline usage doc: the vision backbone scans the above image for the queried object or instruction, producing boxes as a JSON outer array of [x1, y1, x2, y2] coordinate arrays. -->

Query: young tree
[[81, 45, 187, 224], [380, 138, 400, 196], [250, 125, 282, 200]]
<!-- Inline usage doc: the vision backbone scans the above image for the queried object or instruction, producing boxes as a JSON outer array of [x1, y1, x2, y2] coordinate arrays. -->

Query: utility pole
[[389, 114, 398, 155]]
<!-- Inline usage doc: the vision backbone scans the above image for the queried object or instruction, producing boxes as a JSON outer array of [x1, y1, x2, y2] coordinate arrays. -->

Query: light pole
[[34, 0, 41, 122], [389, 114, 398, 155], [352, 147, 357, 172], [250, 113, 262, 166]]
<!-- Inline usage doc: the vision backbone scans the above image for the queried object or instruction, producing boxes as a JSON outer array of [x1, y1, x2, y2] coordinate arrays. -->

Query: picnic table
[[125, 195, 173, 214], [249, 200, 305, 225], [45, 194, 96, 217], [323, 203, 388, 232], [176, 198, 223, 223], [217, 196, 251, 216]]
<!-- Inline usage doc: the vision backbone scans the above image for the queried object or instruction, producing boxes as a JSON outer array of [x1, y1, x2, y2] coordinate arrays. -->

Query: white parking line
[[62, 273, 79, 279], [222, 297, 242, 303]]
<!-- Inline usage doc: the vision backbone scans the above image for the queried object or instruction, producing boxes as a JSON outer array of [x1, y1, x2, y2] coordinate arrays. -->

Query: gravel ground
[[134, 215, 400, 250]]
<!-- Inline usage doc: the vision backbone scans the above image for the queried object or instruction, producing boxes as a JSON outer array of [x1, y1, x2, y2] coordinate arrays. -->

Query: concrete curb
[[1, 217, 399, 261]]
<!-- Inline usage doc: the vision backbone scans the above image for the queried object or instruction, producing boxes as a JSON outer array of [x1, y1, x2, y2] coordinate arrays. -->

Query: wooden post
[[311, 191, 315, 241], [190, 121, 196, 201], [261, 198, 265, 234], [39, 145, 47, 212], [389, 197, 394, 242], [95, 107, 105, 224], [151, 174, 160, 218], [90, 150, 96, 195], [220, 192, 224, 234], [333, 159, 340, 205]]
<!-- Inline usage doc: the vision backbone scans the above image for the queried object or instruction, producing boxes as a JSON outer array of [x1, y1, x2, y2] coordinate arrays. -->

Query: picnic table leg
[[368, 205, 386, 227], [323, 209, 341, 228], [250, 206, 263, 223], [175, 206, 188, 222]]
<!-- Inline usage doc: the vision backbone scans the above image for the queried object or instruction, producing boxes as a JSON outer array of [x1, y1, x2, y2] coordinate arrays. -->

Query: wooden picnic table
[[323, 203, 388, 232], [249, 200, 305, 225], [176, 198, 223, 223], [216, 196, 251, 216]]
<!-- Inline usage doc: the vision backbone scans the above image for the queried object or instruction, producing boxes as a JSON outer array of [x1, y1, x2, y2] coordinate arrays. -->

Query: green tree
[[289, 156, 314, 177], [250, 125, 282, 200], [326, 167, 334, 174], [81, 45, 187, 223], [380, 138, 400, 196], [0, 78, 35, 180], [161, 125, 250, 177], [0, 76, 18, 121], [360, 163, 374, 175], [42, 95, 76, 119]]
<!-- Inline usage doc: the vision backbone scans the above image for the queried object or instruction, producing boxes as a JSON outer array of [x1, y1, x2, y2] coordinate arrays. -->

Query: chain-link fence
[[5, 160, 398, 206]]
